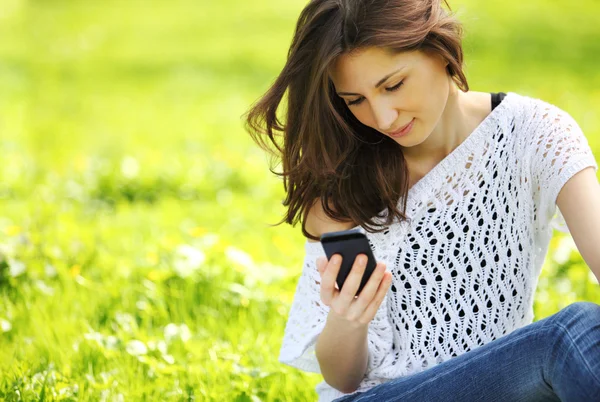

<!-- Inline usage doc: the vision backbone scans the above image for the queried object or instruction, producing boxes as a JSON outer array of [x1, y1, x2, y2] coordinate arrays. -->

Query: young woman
[[245, 0, 600, 401]]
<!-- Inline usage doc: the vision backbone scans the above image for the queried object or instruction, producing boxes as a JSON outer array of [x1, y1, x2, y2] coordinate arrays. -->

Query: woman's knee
[[551, 301, 600, 333], [544, 301, 600, 400]]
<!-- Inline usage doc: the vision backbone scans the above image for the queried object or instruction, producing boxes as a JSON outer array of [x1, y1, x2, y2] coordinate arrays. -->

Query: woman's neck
[[402, 87, 493, 189], [402, 87, 491, 168]]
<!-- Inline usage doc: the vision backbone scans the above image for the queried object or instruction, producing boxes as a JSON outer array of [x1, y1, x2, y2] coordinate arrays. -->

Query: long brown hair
[[245, 0, 468, 241]]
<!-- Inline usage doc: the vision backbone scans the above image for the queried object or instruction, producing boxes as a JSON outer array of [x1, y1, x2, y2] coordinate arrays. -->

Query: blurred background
[[0, 0, 598, 400]]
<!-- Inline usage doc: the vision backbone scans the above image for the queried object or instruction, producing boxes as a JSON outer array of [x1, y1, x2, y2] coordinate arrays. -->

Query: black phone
[[320, 228, 378, 296]]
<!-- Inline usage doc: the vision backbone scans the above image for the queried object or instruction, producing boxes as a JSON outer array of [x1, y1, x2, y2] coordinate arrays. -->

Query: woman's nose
[[372, 102, 399, 132]]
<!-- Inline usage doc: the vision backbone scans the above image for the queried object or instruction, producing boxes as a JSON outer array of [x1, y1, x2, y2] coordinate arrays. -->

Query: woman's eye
[[347, 97, 364, 106], [386, 80, 404, 92], [346, 81, 403, 106]]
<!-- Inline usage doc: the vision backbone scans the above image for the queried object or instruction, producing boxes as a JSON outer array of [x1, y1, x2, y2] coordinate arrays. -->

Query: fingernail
[[332, 255, 341, 265]]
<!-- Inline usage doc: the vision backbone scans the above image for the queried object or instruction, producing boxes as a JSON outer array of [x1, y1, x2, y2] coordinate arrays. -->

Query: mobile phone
[[320, 228, 378, 296]]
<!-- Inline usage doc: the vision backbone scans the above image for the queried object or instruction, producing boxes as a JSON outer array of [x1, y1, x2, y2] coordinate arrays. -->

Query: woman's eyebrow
[[336, 67, 405, 96]]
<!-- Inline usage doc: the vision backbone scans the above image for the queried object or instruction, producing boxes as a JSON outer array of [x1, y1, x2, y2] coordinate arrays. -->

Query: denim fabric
[[334, 302, 600, 402]]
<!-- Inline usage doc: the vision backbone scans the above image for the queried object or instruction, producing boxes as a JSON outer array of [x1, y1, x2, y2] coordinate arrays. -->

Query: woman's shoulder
[[501, 92, 571, 120], [305, 199, 356, 243], [493, 92, 580, 139]]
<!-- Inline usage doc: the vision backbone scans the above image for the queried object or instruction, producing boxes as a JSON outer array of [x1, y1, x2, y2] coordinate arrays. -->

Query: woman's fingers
[[320, 254, 342, 305], [337, 254, 367, 305], [316, 256, 327, 277], [351, 262, 386, 309], [360, 271, 393, 323], [320, 254, 392, 324]]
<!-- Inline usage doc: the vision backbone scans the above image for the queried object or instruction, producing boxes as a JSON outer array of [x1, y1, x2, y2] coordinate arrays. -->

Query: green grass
[[0, 0, 599, 400]]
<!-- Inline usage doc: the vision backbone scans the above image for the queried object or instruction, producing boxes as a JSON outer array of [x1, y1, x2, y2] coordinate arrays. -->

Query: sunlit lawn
[[0, 0, 599, 400]]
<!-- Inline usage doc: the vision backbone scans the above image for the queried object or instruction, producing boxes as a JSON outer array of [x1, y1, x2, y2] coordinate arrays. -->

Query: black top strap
[[491, 92, 507, 111]]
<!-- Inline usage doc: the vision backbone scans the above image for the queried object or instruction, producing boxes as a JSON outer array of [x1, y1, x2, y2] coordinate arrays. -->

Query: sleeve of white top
[[278, 239, 394, 375], [530, 104, 598, 232], [278, 241, 329, 373]]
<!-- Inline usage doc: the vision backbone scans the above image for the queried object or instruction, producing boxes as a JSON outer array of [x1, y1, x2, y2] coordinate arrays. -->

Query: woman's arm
[[315, 306, 370, 393], [306, 200, 392, 393], [556, 167, 600, 283]]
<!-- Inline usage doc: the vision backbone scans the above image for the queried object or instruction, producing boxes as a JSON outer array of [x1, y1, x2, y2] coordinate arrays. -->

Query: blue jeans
[[334, 301, 600, 402]]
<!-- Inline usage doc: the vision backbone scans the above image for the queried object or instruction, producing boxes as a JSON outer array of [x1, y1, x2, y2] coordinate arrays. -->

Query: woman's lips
[[388, 118, 415, 138]]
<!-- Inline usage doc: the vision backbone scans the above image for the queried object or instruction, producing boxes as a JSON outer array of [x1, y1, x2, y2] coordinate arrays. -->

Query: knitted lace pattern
[[278, 93, 598, 401]]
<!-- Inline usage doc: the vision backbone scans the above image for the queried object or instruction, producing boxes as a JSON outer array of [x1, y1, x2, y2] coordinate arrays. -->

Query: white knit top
[[278, 92, 598, 401]]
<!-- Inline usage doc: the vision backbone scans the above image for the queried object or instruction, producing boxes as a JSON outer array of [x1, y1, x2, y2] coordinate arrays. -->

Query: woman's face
[[329, 47, 452, 147]]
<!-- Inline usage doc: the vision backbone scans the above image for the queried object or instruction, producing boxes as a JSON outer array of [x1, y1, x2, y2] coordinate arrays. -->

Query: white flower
[[115, 312, 137, 333], [164, 323, 191, 343], [126, 340, 147, 356], [163, 354, 175, 364], [147, 340, 168, 355], [58, 384, 79, 397], [35, 280, 55, 296], [105, 336, 119, 350], [45, 263, 57, 278], [225, 246, 253, 268], [199, 234, 219, 248], [1, 319, 11, 333], [226, 247, 284, 285], [173, 245, 205, 278], [100, 390, 110, 402], [164, 323, 179, 342], [553, 236, 577, 265], [157, 340, 168, 355], [179, 324, 191, 343], [8, 258, 25, 277], [121, 156, 139, 179], [556, 278, 572, 293], [84, 331, 104, 346], [32, 372, 45, 384]]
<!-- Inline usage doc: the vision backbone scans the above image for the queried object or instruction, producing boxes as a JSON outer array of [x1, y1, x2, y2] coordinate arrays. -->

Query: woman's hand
[[316, 254, 392, 327]]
